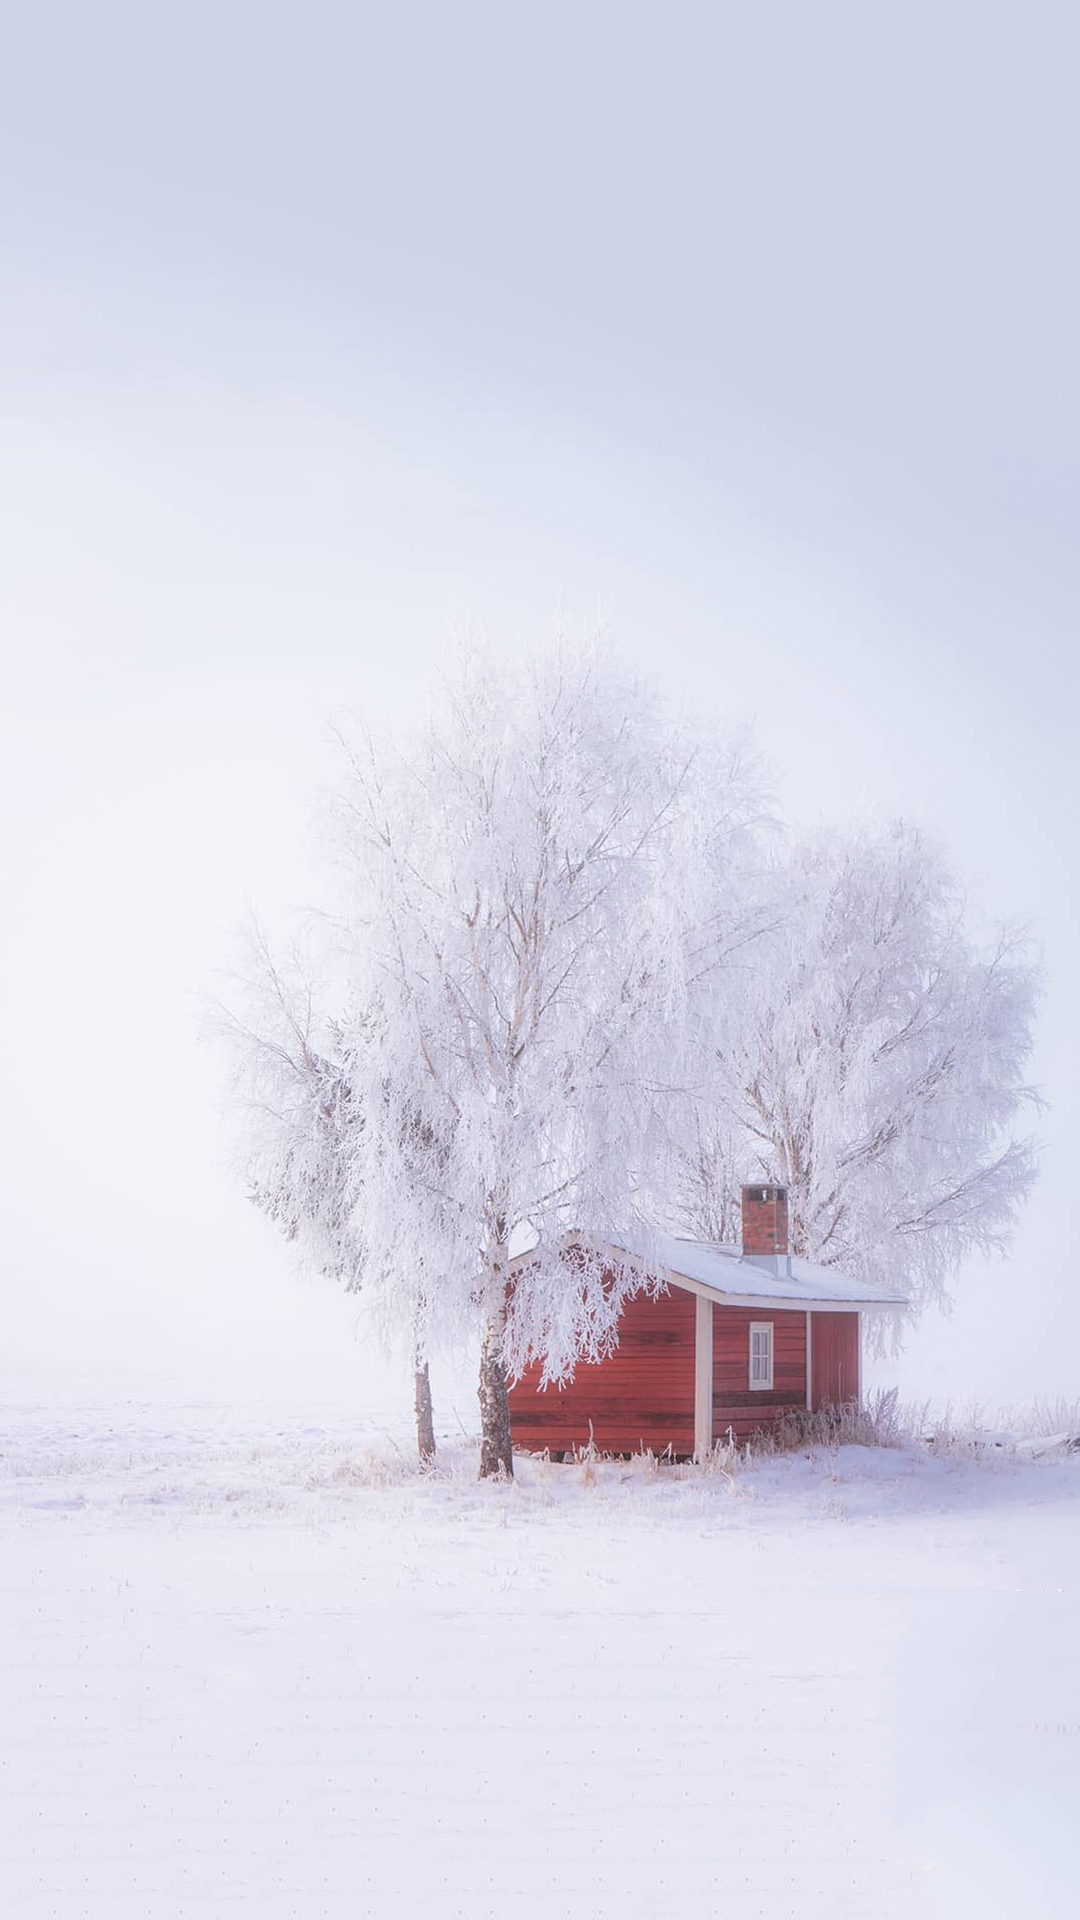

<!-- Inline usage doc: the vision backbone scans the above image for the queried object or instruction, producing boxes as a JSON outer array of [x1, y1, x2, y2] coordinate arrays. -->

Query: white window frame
[[749, 1321, 774, 1391]]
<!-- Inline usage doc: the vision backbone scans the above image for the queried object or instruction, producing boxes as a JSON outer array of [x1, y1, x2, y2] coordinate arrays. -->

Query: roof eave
[[507, 1233, 907, 1313], [670, 1277, 908, 1313]]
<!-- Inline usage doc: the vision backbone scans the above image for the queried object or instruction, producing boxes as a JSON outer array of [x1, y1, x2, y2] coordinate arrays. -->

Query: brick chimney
[[741, 1185, 789, 1262]]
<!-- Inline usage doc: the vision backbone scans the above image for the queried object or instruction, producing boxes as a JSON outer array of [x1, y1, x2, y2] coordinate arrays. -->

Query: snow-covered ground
[[2, 1392, 1078, 1919]]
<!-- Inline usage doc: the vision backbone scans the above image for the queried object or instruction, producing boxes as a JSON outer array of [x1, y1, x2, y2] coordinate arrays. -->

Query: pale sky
[[2, 3, 1078, 1415]]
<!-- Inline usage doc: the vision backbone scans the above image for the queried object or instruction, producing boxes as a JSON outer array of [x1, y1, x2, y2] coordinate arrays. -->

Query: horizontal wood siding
[[507, 1283, 697, 1456], [508, 1283, 853, 1455], [713, 1306, 807, 1443], [810, 1312, 860, 1411]]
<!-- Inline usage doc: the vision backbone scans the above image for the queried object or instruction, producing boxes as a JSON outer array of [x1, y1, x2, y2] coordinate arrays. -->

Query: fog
[[3, 3, 1077, 1413]]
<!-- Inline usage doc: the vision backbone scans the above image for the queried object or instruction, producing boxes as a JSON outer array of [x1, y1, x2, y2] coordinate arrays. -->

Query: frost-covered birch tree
[[680, 822, 1041, 1314], [334, 649, 760, 1477]]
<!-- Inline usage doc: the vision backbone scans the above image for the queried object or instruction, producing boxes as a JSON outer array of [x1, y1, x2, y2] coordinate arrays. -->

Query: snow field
[[2, 1405, 1078, 1919]]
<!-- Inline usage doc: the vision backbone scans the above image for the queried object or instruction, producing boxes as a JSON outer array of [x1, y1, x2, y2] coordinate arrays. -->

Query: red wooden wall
[[713, 1307, 807, 1444], [507, 1280, 863, 1457], [810, 1312, 859, 1411], [507, 1284, 697, 1456]]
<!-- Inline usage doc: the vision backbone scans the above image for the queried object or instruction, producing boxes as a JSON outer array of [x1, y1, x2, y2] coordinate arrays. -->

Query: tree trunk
[[414, 1355, 436, 1467], [477, 1298, 513, 1479]]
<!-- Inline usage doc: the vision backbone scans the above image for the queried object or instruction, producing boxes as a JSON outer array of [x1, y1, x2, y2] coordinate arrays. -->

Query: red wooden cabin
[[507, 1186, 905, 1458]]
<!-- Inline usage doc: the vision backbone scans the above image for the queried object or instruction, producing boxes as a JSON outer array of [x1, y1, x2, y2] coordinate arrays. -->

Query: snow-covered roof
[[583, 1229, 907, 1311]]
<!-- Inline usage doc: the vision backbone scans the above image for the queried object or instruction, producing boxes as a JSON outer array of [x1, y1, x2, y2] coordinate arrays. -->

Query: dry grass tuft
[[747, 1388, 909, 1458]]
